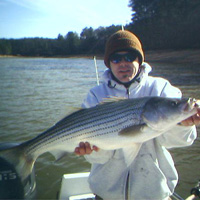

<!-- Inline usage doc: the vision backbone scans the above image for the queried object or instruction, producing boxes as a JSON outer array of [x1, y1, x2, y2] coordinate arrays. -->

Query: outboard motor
[[0, 143, 36, 199]]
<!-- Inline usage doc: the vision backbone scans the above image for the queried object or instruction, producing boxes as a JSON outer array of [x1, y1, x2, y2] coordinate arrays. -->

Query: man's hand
[[180, 109, 200, 126], [74, 142, 99, 156]]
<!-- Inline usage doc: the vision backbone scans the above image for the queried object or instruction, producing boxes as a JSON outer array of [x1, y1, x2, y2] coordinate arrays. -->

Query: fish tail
[[0, 143, 35, 199]]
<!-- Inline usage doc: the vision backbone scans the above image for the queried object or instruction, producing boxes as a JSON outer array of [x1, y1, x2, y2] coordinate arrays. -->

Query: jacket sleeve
[[147, 77, 182, 98], [84, 149, 115, 164], [82, 89, 99, 108], [157, 125, 197, 148]]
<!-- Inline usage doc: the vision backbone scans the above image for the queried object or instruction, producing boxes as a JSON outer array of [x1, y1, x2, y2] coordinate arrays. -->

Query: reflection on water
[[0, 58, 199, 199]]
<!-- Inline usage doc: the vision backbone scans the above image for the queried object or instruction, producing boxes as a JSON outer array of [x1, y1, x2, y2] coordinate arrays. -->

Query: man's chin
[[120, 75, 132, 82], [119, 78, 132, 83]]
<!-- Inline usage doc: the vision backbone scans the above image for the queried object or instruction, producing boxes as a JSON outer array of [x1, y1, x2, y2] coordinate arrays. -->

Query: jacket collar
[[102, 62, 152, 90]]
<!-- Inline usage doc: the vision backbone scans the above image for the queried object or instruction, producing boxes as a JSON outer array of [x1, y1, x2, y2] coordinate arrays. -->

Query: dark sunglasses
[[109, 52, 138, 64]]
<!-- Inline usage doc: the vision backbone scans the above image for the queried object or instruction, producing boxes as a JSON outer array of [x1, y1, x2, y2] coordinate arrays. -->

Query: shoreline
[[1, 49, 200, 65], [145, 49, 200, 65]]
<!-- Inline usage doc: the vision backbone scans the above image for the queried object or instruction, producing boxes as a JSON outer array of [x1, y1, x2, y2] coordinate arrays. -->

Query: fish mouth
[[195, 99, 200, 107], [182, 98, 199, 112]]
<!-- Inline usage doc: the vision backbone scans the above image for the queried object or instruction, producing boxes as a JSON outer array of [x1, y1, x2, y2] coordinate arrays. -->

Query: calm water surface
[[0, 57, 199, 199]]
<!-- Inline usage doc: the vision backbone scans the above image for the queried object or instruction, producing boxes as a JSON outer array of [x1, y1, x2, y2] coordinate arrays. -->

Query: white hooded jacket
[[82, 62, 197, 200]]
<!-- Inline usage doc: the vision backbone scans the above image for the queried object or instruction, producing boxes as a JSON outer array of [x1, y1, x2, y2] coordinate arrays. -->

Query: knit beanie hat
[[104, 30, 144, 67]]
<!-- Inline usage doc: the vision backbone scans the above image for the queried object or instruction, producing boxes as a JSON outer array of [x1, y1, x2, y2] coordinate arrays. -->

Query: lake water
[[0, 57, 199, 199]]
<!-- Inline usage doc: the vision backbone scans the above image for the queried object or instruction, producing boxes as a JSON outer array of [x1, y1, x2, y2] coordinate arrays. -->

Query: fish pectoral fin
[[122, 143, 142, 167], [119, 124, 147, 136]]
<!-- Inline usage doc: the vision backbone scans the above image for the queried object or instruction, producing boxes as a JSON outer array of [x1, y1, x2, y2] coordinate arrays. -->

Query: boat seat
[[59, 172, 95, 200]]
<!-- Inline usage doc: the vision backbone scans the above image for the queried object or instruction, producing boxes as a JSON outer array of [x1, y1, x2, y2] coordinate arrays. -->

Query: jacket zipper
[[126, 88, 130, 99], [125, 89, 130, 199], [125, 171, 130, 200]]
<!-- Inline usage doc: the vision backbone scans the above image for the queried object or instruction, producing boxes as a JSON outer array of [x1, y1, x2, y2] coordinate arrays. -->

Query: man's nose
[[119, 58, 128, 66]]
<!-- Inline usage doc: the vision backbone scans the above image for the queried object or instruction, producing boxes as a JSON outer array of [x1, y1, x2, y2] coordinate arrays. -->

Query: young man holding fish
[[75, 30, 200, 200]]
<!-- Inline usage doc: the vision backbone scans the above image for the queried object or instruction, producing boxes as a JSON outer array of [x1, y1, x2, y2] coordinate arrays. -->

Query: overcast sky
[[0, 0, 132, 39]]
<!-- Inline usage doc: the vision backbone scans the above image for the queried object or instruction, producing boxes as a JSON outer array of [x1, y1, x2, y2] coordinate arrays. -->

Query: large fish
[[0, 97, 199, 198]]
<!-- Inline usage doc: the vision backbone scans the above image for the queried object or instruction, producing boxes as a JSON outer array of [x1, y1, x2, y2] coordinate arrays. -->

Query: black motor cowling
[[0, 143, 36, 199]]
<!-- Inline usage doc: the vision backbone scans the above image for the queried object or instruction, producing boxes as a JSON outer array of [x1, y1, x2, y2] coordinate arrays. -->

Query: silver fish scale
[[24, 97, 150, 156]]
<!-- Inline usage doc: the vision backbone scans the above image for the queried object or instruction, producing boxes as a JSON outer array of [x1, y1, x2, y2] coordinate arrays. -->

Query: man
[[75, 30, 200, 200]]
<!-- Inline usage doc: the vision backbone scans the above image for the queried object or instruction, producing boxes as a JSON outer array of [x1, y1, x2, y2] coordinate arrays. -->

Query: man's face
[[109, 51, 140, 83]]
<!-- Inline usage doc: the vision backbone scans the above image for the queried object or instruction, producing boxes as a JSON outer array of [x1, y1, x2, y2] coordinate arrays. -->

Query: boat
[[58, 172, 200, 200], [0, 145, 199, 200]]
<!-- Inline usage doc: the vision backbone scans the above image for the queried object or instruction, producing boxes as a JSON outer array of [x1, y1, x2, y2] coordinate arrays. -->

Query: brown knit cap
[[104, 30, 144, 67]]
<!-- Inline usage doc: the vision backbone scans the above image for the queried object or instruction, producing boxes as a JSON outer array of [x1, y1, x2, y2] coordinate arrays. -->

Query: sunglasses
[[109, 52, 138, 64]]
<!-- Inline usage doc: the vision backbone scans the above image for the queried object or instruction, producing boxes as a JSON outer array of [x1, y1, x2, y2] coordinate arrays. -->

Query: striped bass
[[0, 96, 199, 198]]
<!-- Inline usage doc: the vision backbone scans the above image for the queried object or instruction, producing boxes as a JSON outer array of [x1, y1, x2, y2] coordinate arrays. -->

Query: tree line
[[128, 0, 200, 50], [0, 26, 121, 56], [0, 0, 199, 56]]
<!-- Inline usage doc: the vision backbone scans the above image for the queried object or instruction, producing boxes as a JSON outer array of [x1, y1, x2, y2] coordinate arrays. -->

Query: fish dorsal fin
[[67, 107, 82, 114], [100, 96, 126, 104], [122, 143, 142, 167]]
